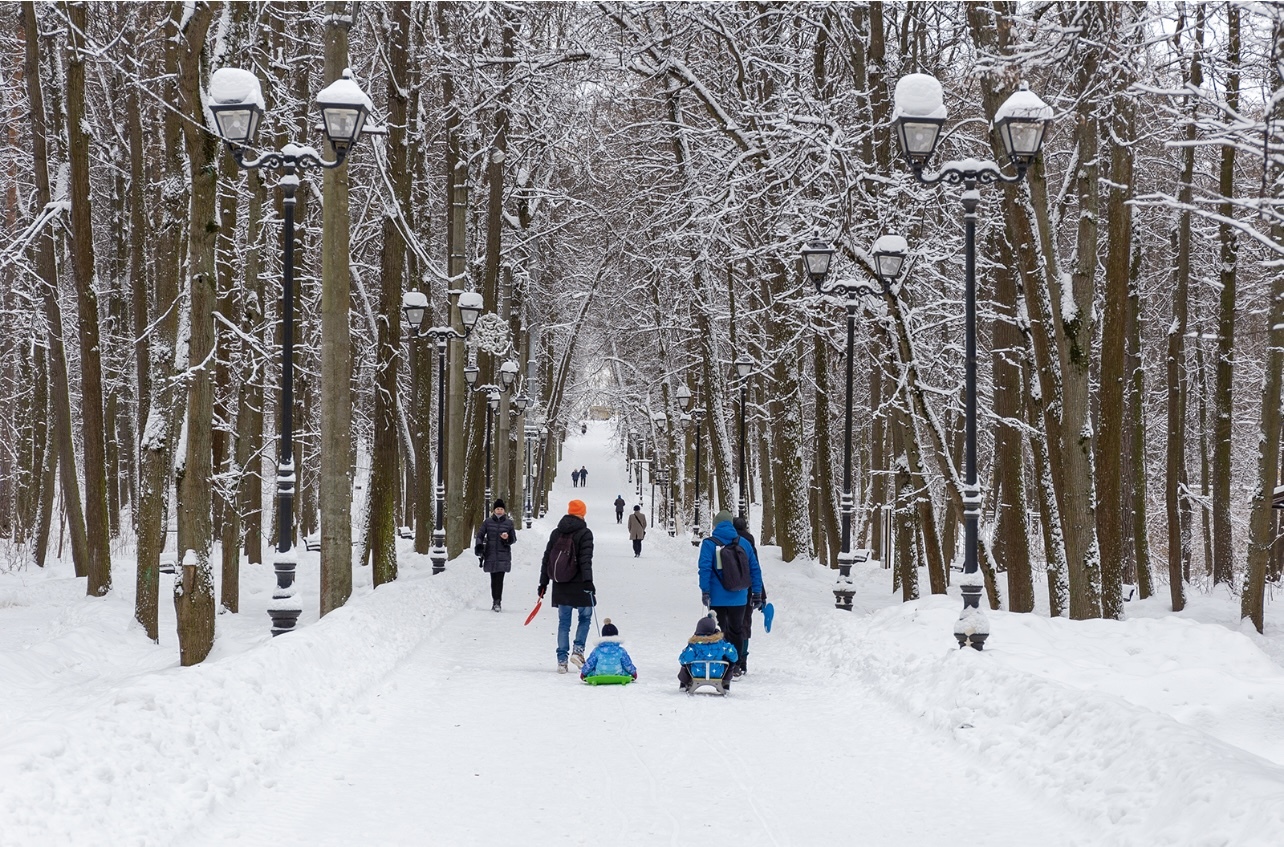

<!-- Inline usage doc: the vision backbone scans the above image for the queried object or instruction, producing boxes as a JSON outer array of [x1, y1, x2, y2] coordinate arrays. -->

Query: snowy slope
[[2, 422, 1284, 845]]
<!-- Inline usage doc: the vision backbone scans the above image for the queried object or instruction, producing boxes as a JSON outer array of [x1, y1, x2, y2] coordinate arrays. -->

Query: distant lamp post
[[523, 421, 538, 529], [892, 72, 1052, 649], [402, 289, 482, 574], [209, 66, 377, 635], [733, 354, 754, 521], [677, 384, 706, 545], [803, 235, 909, 611], [464, 356, 517, 510]]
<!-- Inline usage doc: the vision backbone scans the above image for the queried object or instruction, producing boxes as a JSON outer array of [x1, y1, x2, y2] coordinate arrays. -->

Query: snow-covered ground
[[5, 422, 1284, 845]]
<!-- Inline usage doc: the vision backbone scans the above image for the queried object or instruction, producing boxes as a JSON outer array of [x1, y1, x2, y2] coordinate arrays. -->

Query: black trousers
[[490, 571, 505, 602], [632, 539, 642, 556], [616, 509, 624, 523], [712, 604, 748, 673]]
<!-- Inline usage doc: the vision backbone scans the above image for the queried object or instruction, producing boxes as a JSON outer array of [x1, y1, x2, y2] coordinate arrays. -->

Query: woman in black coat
[[476, 499, 517, 612]]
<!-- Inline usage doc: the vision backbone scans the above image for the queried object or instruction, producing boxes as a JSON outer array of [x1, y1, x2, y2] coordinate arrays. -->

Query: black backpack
[[715, 537, 751, 592], [549, 532, 579, 583]]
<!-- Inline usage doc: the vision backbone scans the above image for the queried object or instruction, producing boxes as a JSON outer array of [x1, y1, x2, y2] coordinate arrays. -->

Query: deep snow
[[4, 422, 1284, 845]]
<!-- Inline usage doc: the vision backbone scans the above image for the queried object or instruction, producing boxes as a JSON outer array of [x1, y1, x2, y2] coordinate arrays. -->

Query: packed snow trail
[[179, 423, 1084, 846]]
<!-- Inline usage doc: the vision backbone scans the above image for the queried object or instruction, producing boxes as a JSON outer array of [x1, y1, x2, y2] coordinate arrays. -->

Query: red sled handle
[[524, 597, 543, 625]]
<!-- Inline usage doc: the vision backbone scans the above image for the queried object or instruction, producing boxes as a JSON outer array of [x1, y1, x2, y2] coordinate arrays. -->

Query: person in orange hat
[[538, 499, 596, 673]]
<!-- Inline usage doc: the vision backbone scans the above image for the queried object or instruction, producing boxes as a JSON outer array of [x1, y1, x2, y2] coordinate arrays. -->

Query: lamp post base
[[430, 532, 447, 575], [833, 587, 855, 611], [953, 600, 990, 651]]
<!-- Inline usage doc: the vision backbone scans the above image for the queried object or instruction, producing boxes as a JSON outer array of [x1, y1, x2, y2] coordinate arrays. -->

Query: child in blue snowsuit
[[678, 614, 739, 691], [581, 619, 638, 684]]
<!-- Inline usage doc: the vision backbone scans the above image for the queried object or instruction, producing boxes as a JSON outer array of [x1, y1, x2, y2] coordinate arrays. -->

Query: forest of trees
[[1, 1, 1283, 665]]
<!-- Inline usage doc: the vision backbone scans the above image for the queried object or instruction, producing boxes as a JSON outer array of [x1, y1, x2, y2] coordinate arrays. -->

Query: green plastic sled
[[582, 674, 634, 686]]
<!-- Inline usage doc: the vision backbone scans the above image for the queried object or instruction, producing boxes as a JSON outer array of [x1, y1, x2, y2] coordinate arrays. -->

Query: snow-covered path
[[179, 424, 1084, 846]]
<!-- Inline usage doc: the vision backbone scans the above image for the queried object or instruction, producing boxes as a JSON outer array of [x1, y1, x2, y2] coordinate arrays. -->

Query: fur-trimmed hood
[[687, 633, 726, 645]]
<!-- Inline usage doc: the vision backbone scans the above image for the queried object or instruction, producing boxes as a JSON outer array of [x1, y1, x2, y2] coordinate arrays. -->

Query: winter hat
[[601, 618, 619, 637], [492, 498, 506, 511], [733, 516, 748, 532], [567, 499, 587, 518], [713, 510, 734, 526], [695, 615, 718, 637], [633, 504, 641, 511]]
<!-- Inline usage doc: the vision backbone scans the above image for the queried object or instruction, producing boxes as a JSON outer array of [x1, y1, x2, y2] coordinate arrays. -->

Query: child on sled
[[678, 614, 739, 692], [581, 619, 638, 685]]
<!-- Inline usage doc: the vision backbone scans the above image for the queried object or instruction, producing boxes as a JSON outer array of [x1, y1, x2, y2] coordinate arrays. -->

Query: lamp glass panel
[[402, 304, 427, 329], [1006, 121, 1045, 158], [464, 366, 479, 386], [802, 244, 833, 278], [458, 303, 482, 328], [876, 253, 904, 281], [214, 107, 257, 145], [321, 106, 364, 145]]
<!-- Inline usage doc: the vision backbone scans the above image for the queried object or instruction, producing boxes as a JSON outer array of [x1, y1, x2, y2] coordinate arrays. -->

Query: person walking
[[475, 499, 517, 612], [733, 515, 765, 673], [579, 465, 588, 486], [538, 499, 596, 673], [571, 468, 580, 488], [614, 495, 626, 524], [627, 504, 647, 558], [698, 510, 763, 678]]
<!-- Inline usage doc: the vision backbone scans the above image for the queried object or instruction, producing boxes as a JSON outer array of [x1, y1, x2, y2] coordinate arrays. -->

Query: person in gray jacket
[[476, 499, 516, 612]]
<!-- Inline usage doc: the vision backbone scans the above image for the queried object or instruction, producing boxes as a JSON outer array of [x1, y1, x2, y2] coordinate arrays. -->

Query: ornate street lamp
[[733, 354, 754, 521], [209, 67, 378, 635], [892, 72, 1052, 649], [802, 235, 909, 610], [402, 290, 481, 574]]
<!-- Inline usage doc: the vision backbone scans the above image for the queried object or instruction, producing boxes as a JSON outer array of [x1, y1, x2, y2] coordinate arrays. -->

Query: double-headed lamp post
[[892, 73, 1053, 649], [208, 67, 377, 635], [465, 357, 519, 508], [802, 236, 909, 611], [676, 384, 706, 545], [402, 290, 483, 574], [733, 354, 754, 521]]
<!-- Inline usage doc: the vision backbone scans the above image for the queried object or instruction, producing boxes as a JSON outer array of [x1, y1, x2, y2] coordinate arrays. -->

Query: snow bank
[[0, 556, 481, 846]]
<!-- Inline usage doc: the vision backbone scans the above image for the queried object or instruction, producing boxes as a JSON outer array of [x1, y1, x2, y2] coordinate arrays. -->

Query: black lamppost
[[402, 290, 483, 574], [523, 423, 537, 528], [677, 384, 706, 545], [208, 67, 377, 635], [733, 354, 754, 521], [802, 236, 909, 610], [892, 73, 1052, 649], [464, 358, 518, 509]]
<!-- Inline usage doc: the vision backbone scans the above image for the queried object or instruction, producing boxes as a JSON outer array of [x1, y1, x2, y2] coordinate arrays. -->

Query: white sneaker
[[570, 649, 585, 667], [558, 662, 568, 674]]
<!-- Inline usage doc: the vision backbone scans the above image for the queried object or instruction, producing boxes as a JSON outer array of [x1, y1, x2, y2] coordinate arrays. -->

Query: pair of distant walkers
[[570, 465, 589, 488]]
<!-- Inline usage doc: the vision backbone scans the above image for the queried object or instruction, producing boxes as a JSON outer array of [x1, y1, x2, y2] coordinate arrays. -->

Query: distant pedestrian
[[628, 504, 647, 558], [475, 499, 516, 612], [614, 495, 626, 524], [698, 510, 763, 678], [571, 468, 581, 488], [579, 465, 588, 486], [538, 499, 596, 673], [733, 515, 764, 673]]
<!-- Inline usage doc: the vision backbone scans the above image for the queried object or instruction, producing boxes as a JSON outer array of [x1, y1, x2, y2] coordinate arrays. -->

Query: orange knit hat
[[567, 499, 587, 518]]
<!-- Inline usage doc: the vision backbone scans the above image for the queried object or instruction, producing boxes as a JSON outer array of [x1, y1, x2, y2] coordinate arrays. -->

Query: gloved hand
[[701, 592, 711, 608], [538, 586, 546, 599], [760, 589, 768, 604], [751, 593, 764, 611], [631, 671, 637, 680]]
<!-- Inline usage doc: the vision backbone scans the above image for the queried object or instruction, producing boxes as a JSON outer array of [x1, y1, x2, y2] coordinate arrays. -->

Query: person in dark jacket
[[539, 499, 596, 673], [614, 495, 626, 524], [627, 505, 647, 557], [579, 465, 588, 486], [698, 510, 763, 678], [733, 515, 765, 672], [571, 468, 580, 488], [476, 499, 517, 612]]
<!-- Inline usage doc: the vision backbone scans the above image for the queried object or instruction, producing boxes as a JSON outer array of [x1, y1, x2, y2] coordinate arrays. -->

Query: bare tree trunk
[[174, 0, 219, 666], [317, 1, 354, 614], [23, 1, 89, 580], [1211, 4, 1241, 588], [66, 1, 113, 597], [367, 0, 410, 587], [1166, 5, 1202, 611]]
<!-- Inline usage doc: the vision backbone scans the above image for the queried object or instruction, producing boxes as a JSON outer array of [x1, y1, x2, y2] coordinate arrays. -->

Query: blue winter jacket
[[581, 638, 637, 679], [679, 635, 739, 679], [698, 520, 764, 607]]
